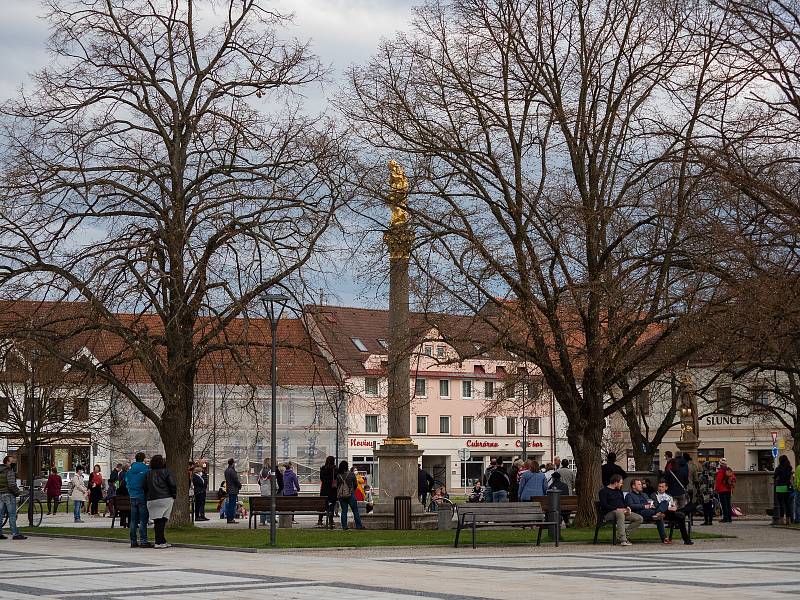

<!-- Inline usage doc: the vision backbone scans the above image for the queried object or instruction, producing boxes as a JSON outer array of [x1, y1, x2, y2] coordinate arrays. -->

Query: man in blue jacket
[[625, 478, 667, 542], [127, 452, 152, 548]]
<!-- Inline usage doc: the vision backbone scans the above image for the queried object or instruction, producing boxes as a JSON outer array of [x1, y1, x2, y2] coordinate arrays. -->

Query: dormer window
[[378, 339, 389, 349], [423, 345, 433, 356], [436, 345, 445, 358], [351, 338, 368, 352]]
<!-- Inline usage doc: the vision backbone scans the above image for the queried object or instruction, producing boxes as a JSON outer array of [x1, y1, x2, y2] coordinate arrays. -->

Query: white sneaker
[[620, 540, 633, 546], [154, 543, 170, 549]]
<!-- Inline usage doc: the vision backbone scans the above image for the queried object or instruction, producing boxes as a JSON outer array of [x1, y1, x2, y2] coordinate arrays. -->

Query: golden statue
[[387, 159, 409, 227]]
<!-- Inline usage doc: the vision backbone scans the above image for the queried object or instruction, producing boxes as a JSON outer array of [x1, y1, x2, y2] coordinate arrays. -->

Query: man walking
[[599, 474, 642, 546], [127, 452, 152, 548], [224, 458, 242, 524], [0, 456, 26, 540]]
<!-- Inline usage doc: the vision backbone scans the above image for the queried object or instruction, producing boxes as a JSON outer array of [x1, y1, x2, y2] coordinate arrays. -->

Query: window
[[484, 381, 494, 398], [48, 399, 65, 422], [416, 415, 428, 434], [415, 378, 427, 397], [423, 345, 433, 356], [526, 417, 541, 435], [506, 417, 516, 435], [365, 414, 379, 433], [637, 389, 650, 416], [439, 415, 451, 434], [72, 398, 89, 421], [0, 396, 7, 421], [752, 386, 769, 408], [439, 379, 450, 398], [716, 386, 732, 413], [378, 338, 389, 349], [484, 417, 494, 435], [462, 380, 472, 398], [351, 337, 368, 352], [436, 345, 445, 358], [462, 416, 473, 435], [365, 377, 378, 396]]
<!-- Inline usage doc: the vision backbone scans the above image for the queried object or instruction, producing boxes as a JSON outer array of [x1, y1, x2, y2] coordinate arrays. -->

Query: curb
[[24, 532, 260, 553]]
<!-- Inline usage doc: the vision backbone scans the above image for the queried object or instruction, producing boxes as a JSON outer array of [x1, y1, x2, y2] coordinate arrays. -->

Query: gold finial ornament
[[384, 159, 413, 259]]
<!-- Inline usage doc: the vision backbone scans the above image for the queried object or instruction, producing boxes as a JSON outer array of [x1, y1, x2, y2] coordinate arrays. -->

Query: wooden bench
[[110, 496, 131, 529], [454, 503, 559, 549], [533, 495, 577, 526], [248, 496, 329, 529], [593, 500, 692, 545]]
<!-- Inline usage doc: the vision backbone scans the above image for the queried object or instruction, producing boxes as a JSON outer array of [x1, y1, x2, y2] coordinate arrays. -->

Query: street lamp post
[[28, 348, 39, 527], [335, 387, 344, 466], [261, 292, 288, 547]]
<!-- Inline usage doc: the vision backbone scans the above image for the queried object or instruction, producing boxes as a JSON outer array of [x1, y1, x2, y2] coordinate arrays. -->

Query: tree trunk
[[632, 449, 656, 472], [161, 408, 194, 526], [569, 424, 604, 527]]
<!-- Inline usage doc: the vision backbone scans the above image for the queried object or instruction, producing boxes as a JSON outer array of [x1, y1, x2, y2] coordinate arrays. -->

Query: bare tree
[[0, 1, 348, 523], [341, 0, 729, 524]]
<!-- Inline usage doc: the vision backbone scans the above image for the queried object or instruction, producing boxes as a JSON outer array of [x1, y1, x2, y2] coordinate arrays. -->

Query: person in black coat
[[601, 452, 627, 486], [318, 456, 337, 528], [418, 465, 434, 505], [192, 467, 208, 521]]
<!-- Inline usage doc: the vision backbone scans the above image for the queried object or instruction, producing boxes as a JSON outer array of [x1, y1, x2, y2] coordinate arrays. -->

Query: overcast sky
[[0, 0, 417, 308]]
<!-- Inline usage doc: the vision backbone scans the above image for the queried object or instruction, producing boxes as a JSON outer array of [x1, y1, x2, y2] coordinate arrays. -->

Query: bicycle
[[426, 496, 456, 520], [1, 491, 44, 528]]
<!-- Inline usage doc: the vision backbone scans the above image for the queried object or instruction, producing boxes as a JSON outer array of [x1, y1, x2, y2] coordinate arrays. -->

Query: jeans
[[0, 493, 19, 536], [638, 508, 666, 540], [718, 492, 732, 521], [129, 496, 149, 544], [794, 490, 800, 523], [484, 487, 493, 502], [73, 500, 83, 521], [226, 493, 238, 521], [603, 510, 644, 542], [491, 490, 508, 503], [340, 495, 363, 529], [194, 492, 206, 519]]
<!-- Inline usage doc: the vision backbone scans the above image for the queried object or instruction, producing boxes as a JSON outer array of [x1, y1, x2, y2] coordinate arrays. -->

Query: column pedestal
[[362, 441, 437, 529], [676, 440, 699, 463]]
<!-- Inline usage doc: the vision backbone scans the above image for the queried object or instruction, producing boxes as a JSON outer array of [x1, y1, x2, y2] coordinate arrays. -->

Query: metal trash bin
[[546, 488, 562, 542], [437, 506, 452, 530], [394, 496, 412, 530]]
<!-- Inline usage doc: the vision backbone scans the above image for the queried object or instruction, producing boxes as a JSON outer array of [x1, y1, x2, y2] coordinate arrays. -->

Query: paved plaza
[[0, 522, 798, 599]]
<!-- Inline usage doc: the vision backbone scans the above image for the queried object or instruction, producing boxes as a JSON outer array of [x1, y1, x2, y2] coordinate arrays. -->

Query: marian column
[[675, 370, 700, 462], [372, 160, 427, 527]]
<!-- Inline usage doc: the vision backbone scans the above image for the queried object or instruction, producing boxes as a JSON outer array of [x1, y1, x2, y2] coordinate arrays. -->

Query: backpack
[[337, 473, 352, 499]]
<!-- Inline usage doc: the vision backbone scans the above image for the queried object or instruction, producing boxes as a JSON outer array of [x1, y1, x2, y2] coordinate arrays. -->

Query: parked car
[[60, 471, 89, 489]]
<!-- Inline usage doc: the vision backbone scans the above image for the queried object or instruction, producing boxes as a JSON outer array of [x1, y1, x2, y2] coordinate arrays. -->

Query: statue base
[[676, 439, 700, 463], [361, 442, 438, 529]]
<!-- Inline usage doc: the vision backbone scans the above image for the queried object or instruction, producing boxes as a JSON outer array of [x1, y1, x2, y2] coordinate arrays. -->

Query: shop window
[[416, 415, 428, 434], [484, 417, 494, 435], [716, 386, 732, 413], [462, 380, 472, 399], [415, 378, 426, 397], [484, 381, 494, 398], [637, 389, 650, 416], [365, 377, 379, 396], [526, 417, 540, 435], [439, 380, 450, 398], [462, 416, 473, 435], [506, 417, 516, 435], [439, 415, 451, 434], [72, 398, 89, 421], [365, 414, 379, 433]]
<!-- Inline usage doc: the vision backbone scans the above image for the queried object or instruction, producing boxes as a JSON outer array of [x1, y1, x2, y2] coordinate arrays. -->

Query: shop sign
[[466, 439, 499, 448], [705, 415, 744, 426], [349, 438, 376, 448], [514, 440, 544, 448]]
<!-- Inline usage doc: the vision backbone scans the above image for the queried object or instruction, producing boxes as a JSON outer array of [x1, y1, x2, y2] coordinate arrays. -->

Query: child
[[364, 484, 374, 514], [102, 478, 117, 518]]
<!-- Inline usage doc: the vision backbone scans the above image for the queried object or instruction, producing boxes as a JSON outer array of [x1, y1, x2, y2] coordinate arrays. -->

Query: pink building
[[307, 305, 557, 491]]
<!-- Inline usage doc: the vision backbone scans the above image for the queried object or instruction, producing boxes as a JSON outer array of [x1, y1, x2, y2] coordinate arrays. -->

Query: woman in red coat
[[714, 458, 736, 523], [44, 467, 63, 515]]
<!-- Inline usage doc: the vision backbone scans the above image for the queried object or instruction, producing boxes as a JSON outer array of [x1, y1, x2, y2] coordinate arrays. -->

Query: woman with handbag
[[774, 455, 794, 525], [337, 461, 365, 530]]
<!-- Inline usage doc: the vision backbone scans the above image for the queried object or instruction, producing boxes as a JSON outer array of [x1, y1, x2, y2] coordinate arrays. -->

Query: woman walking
[[774, 455, 794, 525], [44, 467, 62, 515], [70, 466, 88, 523], [143, 454, 177, 549], [337, 461, 364, 530], [88, 465, 104, 516], [318, 456, 337, 528]]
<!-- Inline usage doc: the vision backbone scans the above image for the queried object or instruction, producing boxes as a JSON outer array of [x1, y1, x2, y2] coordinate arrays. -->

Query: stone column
[[370, 160, 429, 527]]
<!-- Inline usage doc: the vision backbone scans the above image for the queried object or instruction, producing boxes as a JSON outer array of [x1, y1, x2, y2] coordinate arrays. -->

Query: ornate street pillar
[[675, 370, 700, 462], [371, 160, 428, 528]]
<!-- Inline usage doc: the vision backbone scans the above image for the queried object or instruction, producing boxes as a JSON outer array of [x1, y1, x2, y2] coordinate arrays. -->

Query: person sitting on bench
[[599, 474, 643, 546], [655, 480, 693, 545], [625, 478, 669, 544]]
